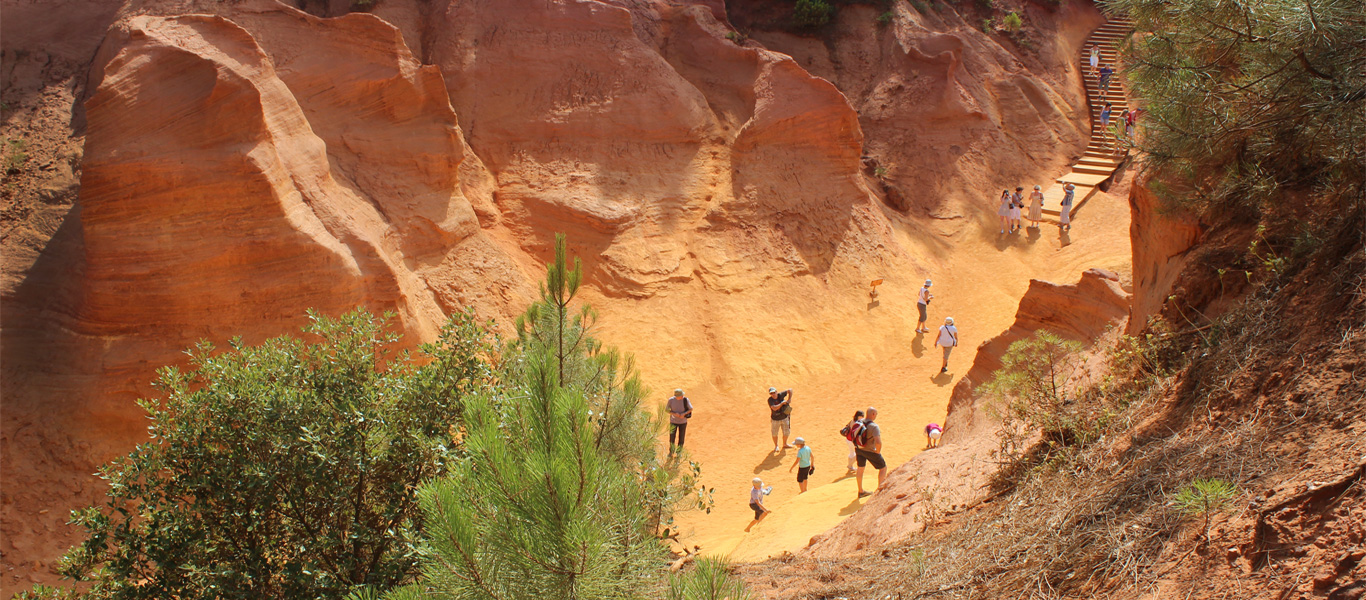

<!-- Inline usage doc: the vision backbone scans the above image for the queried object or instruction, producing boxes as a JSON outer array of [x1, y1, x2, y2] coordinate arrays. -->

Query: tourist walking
[[1060, 183, 1075, 231], [1100, 102, 1113, 133], [745, 477, 772, 532], [767, 387, 794, 452], [916, 279, 934, 333], [841, 409, 865, 472], [1098, 65, 1114, 99], [925, 422, 943, 448], [1124, 108, 1138, 138], [854, 407, 886, 498], [1028, 185, 1044, 228], [666, 389, 693, 454], [1010, 187, 1024, 233], [996, 190, 1012, 234], [789, 437, 815, 493], [936, 317, 959, 373], [1087, 43, 1099, 76]]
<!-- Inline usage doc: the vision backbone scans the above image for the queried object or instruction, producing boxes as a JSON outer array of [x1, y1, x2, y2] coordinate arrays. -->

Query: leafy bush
[[55, 309, 495, 599], [981, 17, 995, 33], [793, 0, 834, 27], [1002, 11, 1022, 32], [877, 9, 895, 23], [667, 558, 755, 600]]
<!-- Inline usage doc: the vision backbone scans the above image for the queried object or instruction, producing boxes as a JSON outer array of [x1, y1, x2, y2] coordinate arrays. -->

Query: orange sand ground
[[589, 180, 1134, 562]]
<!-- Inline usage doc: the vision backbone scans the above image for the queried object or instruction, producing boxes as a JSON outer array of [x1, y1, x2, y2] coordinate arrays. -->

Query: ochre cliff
[[1, 0, 1122, 589]]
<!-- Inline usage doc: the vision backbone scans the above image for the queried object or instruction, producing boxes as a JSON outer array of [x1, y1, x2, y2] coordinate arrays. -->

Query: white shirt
[[917, 286, 931, 305], [937, 324, 959, 347]]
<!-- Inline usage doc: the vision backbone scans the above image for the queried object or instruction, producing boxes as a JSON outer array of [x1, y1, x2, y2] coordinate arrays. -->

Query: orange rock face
[[1, 0, 1126, 589]]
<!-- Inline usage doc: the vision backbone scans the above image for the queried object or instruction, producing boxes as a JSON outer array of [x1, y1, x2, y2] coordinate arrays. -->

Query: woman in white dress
[[1028, 185, 1045, 228], [996, 190, 1012, 233], [1088, 43, 1099, 76]]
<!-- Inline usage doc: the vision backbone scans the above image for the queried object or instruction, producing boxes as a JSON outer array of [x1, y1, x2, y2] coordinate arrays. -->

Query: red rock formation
[[805, 269, 1130, 556], [1127, 178, 1203, 334]]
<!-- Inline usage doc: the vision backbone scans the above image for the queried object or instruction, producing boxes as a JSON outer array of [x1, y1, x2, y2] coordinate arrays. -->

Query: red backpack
[[841, 419, 869, 446]]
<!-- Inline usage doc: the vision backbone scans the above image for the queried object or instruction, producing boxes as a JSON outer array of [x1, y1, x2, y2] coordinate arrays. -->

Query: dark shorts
[[797, 466, 812, 483], [749, 502, 766, 519], [855, 449, 886, 470], [917, 302, 928, 322]]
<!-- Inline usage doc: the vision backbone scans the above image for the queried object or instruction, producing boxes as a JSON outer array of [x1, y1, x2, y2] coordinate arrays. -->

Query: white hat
[[794, 437, 806, 445], [768, 387, 777, 394], [945, 317, 955, 325], [752, 477, 763, 485], [924, 279, 932, 286], [1034, 185, 1041, 190]]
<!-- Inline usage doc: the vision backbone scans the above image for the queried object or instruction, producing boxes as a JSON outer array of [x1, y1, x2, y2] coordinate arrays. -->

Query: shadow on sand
[[930, 371, 954, 387], [752, 450, 785, 474]]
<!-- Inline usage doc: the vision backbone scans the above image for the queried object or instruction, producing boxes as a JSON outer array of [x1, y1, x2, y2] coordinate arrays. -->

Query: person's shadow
[[839, 497, 865, 516], [1059, 227, 1072, 247], [1027, 225, 1042, 243], [911, 331, 925, 358], [930, 371, 953, 386], [752, 451, 784, 474]]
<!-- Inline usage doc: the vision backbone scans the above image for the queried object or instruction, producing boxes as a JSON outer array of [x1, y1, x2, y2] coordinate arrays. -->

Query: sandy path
[[587, 181, 1134, 561]]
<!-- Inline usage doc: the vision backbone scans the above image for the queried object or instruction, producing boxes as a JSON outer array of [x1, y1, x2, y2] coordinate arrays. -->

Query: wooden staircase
[[1041, 15, 1134, 220]]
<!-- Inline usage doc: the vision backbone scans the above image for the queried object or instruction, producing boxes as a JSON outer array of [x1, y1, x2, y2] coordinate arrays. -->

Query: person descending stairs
[[1041, 15, 1135, 224]]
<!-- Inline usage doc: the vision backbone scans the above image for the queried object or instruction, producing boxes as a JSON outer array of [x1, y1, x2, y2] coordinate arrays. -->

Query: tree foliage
[[793, 0, 834, 27], [56, 310, 495, 599], [983, 331, 1092, 460], [1106, 0, 1366, 213], [386, 234, 708, 600]]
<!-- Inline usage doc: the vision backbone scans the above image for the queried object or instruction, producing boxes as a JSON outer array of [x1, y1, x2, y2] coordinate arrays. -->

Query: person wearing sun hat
[[916, 278, 934, 333], [1060, 183, 1075, 231], [788, 437, 816, 493], [936, 317, 959, 373], [1028, 185, 1045, 227]]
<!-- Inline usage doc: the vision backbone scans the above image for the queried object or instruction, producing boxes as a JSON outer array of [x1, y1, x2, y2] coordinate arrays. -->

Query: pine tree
[[1106, 0, 1365, 213], [386, 234, 678, 600]]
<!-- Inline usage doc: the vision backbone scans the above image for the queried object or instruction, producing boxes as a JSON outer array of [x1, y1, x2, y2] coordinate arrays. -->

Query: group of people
[[997, 183, 1075, 233], [662, 277, 964, 532]]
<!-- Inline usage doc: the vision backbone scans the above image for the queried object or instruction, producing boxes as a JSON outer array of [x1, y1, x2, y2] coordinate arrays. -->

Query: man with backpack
[[666, 388, 693, 455], [767, 387, 794, 453], [853, 407, 886, 499]]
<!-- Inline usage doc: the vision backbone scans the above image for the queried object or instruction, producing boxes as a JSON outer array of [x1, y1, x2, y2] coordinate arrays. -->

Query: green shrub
[[667, 557, 755, 600], [1173, 478, 1238, 541], [877, 9, 895, 23], [983, 330, 1095, 460], [793, 0, 834, 27], [1003, 11, 1022, 32], [5, 138, 27, 173], [55, 309, 495, 599], [981, 17, 995, 33]]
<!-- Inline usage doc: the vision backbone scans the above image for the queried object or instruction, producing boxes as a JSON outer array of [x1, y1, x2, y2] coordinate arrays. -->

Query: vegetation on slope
[[23, 235, 747, 600]]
